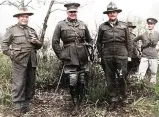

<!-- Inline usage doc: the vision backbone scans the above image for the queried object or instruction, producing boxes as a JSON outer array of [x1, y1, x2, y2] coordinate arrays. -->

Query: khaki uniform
[[97, 20, 132, 100], [52, 19, 92, 83], [1, 23, 42, 109], [52, 19, 92, 104], [134, 31, 159, 84]]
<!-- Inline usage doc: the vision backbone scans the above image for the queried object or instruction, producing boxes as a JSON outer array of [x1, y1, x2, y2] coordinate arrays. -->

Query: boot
[[12, 109, 22, 117], [107, 97, 118, 111], [119, 94, 128, 106], [69, 85, 76, 105], [78, 84, 84, 106]]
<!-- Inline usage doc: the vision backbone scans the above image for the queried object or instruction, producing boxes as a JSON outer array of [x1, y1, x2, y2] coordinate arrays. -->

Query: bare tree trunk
[[40, 0, 55, 43]]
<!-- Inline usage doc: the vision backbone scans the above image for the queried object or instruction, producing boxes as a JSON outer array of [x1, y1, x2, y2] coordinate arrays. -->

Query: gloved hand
[[97, 57, 101, 63], [30, 37, 42, 45]]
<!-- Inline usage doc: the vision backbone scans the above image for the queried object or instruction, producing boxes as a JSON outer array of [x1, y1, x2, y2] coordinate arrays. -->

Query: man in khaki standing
[[134, 18, 159, 84], [2, 7, 42, 116], [52, 3, 92, 107], [97, 2, 132, 109]]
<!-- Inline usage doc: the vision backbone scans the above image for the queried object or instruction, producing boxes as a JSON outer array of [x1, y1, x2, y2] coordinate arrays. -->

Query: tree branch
[[25, 0, 32, 7], [7, 0, 19, 8], [17, 0, 21, 4], [36, 0, 49, 5], [27, 5, 36, 10], [80, 1, 94, 8], [51, 8, 65, 13], [54, 1, 67, 4], [0, 0, 6, 5]]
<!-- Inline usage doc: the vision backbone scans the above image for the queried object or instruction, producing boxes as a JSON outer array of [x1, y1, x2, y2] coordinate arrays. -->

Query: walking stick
[[55, 65, 65, 93]]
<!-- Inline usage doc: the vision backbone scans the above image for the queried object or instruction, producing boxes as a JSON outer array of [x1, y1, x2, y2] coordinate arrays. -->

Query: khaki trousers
[[138, 57, 158, 84]]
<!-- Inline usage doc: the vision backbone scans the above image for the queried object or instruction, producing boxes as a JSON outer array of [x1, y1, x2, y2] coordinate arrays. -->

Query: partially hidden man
[[134, 18, 159, 84], [52, 3, 92, 106], [97, 2, 132, 108], [127, 22, 140, 73], [1, 7, 42, 116]]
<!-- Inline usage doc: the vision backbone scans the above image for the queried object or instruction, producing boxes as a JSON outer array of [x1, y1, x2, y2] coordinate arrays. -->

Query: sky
[[0, 0, 159, 39]]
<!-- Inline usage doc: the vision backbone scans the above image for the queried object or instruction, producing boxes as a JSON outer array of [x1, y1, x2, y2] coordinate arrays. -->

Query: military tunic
[[1, 23, 42, 109], [97, 20, 132, 99], [134, 31, 159, 83], [52, 19, 92, 86]]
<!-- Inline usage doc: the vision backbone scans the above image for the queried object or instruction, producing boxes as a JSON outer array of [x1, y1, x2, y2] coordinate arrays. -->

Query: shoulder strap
[[70, 26, 85, 42]]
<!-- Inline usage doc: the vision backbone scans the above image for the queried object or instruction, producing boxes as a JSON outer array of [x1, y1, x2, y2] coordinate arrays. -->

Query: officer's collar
[[67, 17, 77, 22], [17, 23, 28, 29], [148, 29, 155, 34], [65, 18, 79, 26], [109, 19, 118, 25], [105, 19, 119, 27]]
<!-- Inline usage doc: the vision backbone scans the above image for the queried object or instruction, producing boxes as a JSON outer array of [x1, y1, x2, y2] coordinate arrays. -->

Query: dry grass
[[0, 51, 159, 117]]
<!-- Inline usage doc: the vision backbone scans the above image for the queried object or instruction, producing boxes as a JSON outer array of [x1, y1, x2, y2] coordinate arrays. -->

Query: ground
[[1, 85, 156, 117]]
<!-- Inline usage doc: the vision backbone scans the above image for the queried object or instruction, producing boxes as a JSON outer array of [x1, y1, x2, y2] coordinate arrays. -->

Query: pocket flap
[[14, 33, 25, 37], [12, 47, 21, 51]]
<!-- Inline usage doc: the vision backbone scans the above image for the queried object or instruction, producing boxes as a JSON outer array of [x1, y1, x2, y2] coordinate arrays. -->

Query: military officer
[[1, 7, 42, 116], [97, 2, 132, 108], [52, 3, 92, 106], [134, 18, 159, 84]]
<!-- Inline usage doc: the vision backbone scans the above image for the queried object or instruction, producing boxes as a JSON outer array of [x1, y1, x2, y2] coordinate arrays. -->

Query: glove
[[128, 57, 131, 62]]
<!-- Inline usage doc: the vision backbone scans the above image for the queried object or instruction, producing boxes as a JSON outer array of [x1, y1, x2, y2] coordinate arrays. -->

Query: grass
[[0, 51, 12, 107], [0, 50, 159, 116]]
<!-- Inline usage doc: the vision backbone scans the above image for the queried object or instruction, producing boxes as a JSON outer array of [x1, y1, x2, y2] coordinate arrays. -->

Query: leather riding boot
[[69, 85, 76, 105]]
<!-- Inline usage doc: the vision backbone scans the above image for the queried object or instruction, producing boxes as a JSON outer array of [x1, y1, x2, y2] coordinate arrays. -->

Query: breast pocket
[[77, 26, 85, 38], [61, 27, 74, 39], [115, 27, 126, 38], [13, 33, 26, 44]]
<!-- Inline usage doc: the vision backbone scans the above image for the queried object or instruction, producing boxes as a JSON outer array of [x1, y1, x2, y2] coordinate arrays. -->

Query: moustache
[[110, 15, 116, 17]]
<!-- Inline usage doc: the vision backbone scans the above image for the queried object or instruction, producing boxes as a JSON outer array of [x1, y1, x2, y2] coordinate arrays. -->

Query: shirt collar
[[108, 19, 118, 27], [65, 18, 79, 26], [148, 29, 155, 34], [17, 23, 28, 29]]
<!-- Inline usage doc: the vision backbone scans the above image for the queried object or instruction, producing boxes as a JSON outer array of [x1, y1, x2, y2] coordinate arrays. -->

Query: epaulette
[[59, 20, 64, 23], [6, 24, 16, 30], [119, 21, 127, 25], [57, 20, 65, 24], [28, 26, 35, 31], [28, 26, 37, 34], [104, 21, 109, 25], [78, 20, 84, 23]]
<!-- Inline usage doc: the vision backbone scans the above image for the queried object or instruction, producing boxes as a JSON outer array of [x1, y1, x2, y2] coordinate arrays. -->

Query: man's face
[[148, 23, 155, 30], [67, 11, 77, 20], [107, 11, 118, 21], [18, 15, 29, 25]]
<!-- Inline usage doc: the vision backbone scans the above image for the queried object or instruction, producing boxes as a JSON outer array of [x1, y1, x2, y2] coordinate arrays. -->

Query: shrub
[[0, 51, 12, 107], [36, 54, 62, 90]]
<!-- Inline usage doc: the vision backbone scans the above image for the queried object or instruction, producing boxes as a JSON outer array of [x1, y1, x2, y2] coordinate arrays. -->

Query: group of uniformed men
[[1, 1, 159, 116]]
